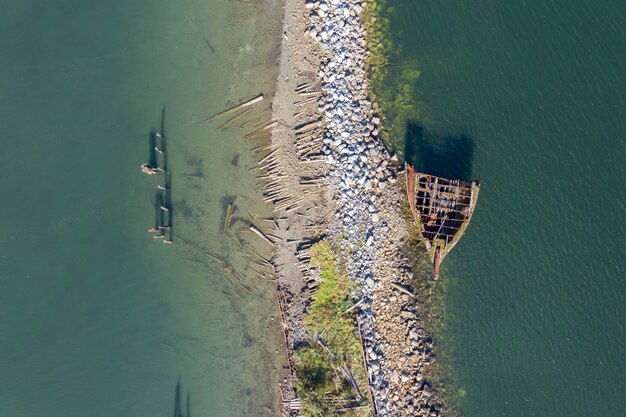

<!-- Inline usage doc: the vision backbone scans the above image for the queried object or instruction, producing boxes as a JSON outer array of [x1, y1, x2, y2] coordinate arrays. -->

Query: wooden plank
[[205, 94, 264, 122]]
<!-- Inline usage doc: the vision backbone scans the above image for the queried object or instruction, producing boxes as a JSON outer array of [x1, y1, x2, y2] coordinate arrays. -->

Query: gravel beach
[[266, 1, 447, 416]]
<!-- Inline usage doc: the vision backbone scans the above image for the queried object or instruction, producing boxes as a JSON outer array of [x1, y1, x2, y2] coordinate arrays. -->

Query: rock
[[400, 310, 417, 320], [303, 1, 446, 414]]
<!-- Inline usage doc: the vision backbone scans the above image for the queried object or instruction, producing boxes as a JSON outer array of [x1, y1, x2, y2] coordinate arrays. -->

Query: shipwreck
[[405, 163, 482, 279]]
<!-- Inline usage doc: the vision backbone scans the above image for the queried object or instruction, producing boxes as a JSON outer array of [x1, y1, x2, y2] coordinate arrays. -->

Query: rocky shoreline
[[267, 1, 447, 416]]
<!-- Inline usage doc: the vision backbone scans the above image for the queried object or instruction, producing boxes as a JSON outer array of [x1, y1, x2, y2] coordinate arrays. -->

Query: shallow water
[[382, 1, 626, 416], [0, 1, 284, 416]]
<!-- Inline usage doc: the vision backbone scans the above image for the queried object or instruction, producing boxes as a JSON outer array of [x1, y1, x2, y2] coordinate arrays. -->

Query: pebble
[[305, 1, 444, 415]]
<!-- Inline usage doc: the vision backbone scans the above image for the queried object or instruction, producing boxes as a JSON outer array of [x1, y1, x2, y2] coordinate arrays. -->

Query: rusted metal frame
[[429, 200, 470, 211], [430, 190, 472, 201], [427, 177, 439, 216], [417, 181, 473, 192], [429, 204, 471, 213], [417, 188, 472, 197], [432, 216, 450, 242], [423, 218, 463, 231], [431, 217, 468, 223], [419, 173, 473, 186], [418, 173, 471, 187], [416, 200, 469, 211], [423, 231, 460, 239], [468, 182, 476, 212], [416, 205, 469, 215], [431, 196, 472, 206]]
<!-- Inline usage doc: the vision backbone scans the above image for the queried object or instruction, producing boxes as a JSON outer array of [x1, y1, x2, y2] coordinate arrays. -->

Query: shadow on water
[[173, 380, 181, 417], [149, 129, 158, 168], [173, 380, 193, 417], [161, 107, 168, 172], [403, 121, 475, 181], [161, 106, 166, 138], [156, 192, 164, 229], [166, 173, 174, 240]]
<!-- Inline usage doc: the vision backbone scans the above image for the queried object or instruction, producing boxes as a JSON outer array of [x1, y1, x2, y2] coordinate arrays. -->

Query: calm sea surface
[[0, 1, 284, 416], [385, 1, 625, 416]]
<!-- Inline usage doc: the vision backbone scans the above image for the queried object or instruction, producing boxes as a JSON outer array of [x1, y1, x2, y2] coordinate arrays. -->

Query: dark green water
[[383, 1, 625, 416], [0, 1, 284, 416]]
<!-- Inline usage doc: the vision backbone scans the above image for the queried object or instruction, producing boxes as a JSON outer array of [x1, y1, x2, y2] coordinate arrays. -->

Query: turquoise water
[[0, 1, 284, 416], [384, 1, 625, 416]]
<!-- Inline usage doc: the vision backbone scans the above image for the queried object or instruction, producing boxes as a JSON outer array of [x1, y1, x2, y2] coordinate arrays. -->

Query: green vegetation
[[294, 242, 372, 417], [362, 0, 426, 158]]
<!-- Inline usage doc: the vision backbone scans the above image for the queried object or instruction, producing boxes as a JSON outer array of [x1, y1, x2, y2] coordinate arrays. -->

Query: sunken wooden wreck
[[406, 163, 481, 279]]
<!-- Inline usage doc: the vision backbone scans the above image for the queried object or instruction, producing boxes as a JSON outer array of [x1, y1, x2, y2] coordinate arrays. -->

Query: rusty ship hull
[[406, 163, 481, 279]]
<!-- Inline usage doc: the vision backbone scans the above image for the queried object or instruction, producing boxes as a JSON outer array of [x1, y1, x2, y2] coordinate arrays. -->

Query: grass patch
[[294, 242, 373, 417]]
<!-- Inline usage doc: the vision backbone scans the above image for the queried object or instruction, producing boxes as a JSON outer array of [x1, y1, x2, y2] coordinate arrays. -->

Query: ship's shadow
[[403, 121, 474, 181]]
